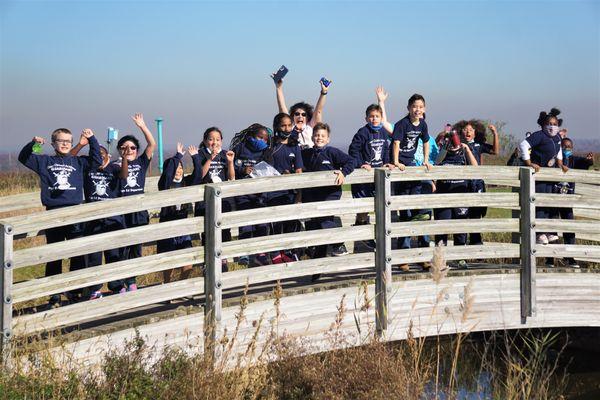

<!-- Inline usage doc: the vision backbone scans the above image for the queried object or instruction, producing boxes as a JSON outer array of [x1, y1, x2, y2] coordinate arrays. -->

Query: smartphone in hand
[[320, 77, 331, 87], [272, 65, 289, 83]]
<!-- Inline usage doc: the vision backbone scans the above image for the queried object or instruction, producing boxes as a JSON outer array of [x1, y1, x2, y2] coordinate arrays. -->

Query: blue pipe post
[[155, 118, 164, 173]]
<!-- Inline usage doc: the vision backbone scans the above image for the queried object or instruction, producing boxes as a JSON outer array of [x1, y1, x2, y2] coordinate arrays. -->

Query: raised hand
[[587, 152, 594, 160], [488, 124, 498, 135], [187, 145, 198, 156], [226, 150, 235, 163], [271, 74, 283, 88], [33, 136, 45, 144], [376, 86, 388, 103], [131, 113, 146, 129], [176, 142, 185, 156], [320, 78, 331, 94]]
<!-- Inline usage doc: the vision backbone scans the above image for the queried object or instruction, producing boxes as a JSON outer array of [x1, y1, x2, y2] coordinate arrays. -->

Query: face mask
[[368, 123, 383, 131], [247, 137, 268, 151], [563, 150, 572, 158], [276, 130, 292, 139], [544, 125, 560, 136]]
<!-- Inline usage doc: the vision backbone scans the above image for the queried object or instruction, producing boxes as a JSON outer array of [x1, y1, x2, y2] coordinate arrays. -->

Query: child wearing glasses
[[273, 78, 331, 149], [113, 113, 157, 292], [18, 128, 102, 308]]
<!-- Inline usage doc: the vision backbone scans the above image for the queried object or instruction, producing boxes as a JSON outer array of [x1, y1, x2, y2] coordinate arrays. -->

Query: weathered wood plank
[[3, 177, 197, 236], [1, 223, 14, 357], [574, 209, 600, 220], [536, 193, 600, 210], [390, 243, 520, 264], [221, 198, 373, 229], [389, 192, 519, 210], [535, 168, 600, 184], [13, 217, 204, 269], [221, 225, 373, 259], [575, 183, 600, 197], [534, 244, 600, 259], [13, 277, 204, 336], [204, 185, 223, 349], [13, 246, 204, 303], [535, 219, 600, 235], [388, 165, 521, 182], [390, 218, 519, 237], [374, 169, 392, 334]]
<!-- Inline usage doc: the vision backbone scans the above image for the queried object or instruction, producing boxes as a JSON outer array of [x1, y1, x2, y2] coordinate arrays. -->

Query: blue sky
[[1, 0, 598, 153]]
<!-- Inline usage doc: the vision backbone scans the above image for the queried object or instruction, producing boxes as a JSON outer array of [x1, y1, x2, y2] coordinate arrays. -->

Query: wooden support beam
[[519, 167, 536, 322], [375, 169, 392, 335], [0, 223, 13, 363]]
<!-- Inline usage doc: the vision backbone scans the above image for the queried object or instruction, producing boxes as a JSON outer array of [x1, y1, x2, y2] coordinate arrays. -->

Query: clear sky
[[1, 0, 598, 153]]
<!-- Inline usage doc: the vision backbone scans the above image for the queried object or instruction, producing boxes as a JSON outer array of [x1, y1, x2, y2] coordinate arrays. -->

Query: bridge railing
[[0, 166, 599, 355]]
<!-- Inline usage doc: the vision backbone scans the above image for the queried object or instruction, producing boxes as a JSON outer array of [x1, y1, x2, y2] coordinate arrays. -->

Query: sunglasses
[[120, 145, 137, 151], [294, 112, 307, 117]]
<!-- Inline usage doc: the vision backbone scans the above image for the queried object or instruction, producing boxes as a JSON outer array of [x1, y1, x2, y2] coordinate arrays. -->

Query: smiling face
[[119, 140, 138, 161], [366, 110, 382, 126], [461, 124, 476, 142], [312, 128, 330, 148], [174, 162, 184, 180], [408, 99, 426, 123], [52, 132, 73, 156], [203, 130, 222, 152], [293, 108, 308, 130]]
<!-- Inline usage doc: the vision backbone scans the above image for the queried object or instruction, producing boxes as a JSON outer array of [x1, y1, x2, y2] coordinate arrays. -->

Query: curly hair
[[289, 102, 314, 123], [537, 107, 563, 127], [453, 119, 488, 144]]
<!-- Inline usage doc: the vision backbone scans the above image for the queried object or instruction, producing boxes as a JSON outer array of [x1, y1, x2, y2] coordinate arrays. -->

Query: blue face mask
[[563, 150, 572, 158], [368, 123, 383, 131], [247, 137, 268, 151]]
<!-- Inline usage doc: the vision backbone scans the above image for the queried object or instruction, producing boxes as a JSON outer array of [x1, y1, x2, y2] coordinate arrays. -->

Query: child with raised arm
[[454, 120, 500, 245], [115, 113, 156, 292], [231, 124, 271, 266], [348, 103, 394, 250], [18, 128, 102, 308], [302, 123, 355, 262], [273, 76, 331, 148], [263, 113, 304, 263], [190, 127, 235, 270]]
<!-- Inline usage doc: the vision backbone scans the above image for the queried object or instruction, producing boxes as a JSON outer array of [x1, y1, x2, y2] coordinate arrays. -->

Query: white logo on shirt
[[93, 177, 109, 196], [125, 171, 140, 188]]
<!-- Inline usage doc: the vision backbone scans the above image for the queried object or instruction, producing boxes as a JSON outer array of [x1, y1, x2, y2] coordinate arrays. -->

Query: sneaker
[[238, 255, 250, 266], [398, 264, 410, 272], [118, 287, 127, 294], [547, 234, 560, 243], [311, 273, 321, 282], [252, 253, 270, 267], [127, 284, 138, 292], [566, 258, 580, 269], [421, 262, 433, 271], [331, 244, 349, 257], [536, 234, 549, 245], [44, 294, 61, 311], [89, 291, 103, 300]]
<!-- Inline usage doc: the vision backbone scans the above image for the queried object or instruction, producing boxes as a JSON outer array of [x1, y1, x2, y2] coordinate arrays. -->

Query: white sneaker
[[547, 234, 560, 243], [537, 234, 549, 245]]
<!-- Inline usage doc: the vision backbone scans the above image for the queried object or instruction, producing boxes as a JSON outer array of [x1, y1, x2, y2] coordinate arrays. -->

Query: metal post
[[155, 118, 164, 173], [519, 167, 536, 322], [0, 223, 14, 363], [204, 185, 223, 357], [374, 169, 392, 335]]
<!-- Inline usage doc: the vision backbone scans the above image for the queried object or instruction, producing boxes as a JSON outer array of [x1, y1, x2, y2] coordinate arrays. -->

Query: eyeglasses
[[53, 139, 72, 144], [294, 112, 307, 117], [120, 146, 137, 151]]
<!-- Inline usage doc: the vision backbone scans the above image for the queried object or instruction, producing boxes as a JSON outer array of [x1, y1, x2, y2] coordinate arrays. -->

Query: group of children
[[19, 79, 593, 309]]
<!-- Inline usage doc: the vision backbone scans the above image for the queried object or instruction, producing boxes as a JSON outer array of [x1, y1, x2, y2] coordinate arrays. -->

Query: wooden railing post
[[204, 185, 223, 356], [0, 223, 14, 363], [519, 167, 536, 322], [374, 169, 392, 335]]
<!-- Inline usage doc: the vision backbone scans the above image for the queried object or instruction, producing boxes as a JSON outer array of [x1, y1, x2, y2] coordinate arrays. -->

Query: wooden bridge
[[0, 166, 599, 367]]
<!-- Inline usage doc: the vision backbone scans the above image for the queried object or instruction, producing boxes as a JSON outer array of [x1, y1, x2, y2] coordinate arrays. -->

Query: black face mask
[[276, 130, 292, 139]]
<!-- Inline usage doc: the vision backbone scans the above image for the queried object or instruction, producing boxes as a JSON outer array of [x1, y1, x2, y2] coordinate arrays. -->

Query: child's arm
[[131, 113, 157, 160], [188, 145, 204, 184], [488, 124, 500, 155], [574, 153, 594, 170], [333, 148, 355, 186], [392, 141, 405, 171], [274, 79, 288, 114], [18, 137, 44, 172], [310, 80, 330, 127], [348, 131, 368, 170], [84, 129, 103, 169], [557, 149, 569, 173], [462, 143, 478, 166], [159, 143, 185, 190], [226, 150, 235, 181], [119, 154, 131, 179], [70, 131, 90, 156], [422, 140, 432, 170], [376, 86, 394, 134]]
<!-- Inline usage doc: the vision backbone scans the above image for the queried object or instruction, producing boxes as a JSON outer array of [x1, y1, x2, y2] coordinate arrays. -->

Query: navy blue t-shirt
[[526, 130, 561, 167], [301, 146, 354, 176], [269, 142, 304, 174], [348, 125, 390, 168], [438, 149, 469, 189], [467, 141, 493, 165], [192, 147, 232, 184], [18, 136, 102, 208], [392, 116, 430, 165], [85, 162, 121, 203], [118, 153, 151, 196]]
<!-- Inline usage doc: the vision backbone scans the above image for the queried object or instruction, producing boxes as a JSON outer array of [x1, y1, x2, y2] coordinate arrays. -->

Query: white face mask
[[544, 125, 560, 137]]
